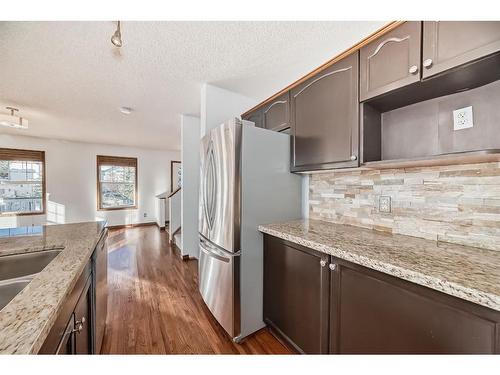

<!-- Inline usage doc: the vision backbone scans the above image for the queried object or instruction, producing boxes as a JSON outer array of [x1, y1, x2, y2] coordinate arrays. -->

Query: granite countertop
[[258, 219, 500, 312], [0, 221, 106, 354]]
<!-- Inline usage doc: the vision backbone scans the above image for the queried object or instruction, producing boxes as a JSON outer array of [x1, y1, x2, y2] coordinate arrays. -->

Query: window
[[0, 148, 45, 215], [97, 155, 137, 210]]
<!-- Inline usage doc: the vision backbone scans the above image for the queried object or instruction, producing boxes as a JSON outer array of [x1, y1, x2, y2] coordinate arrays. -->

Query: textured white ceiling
[[0, 21, 386, 150]]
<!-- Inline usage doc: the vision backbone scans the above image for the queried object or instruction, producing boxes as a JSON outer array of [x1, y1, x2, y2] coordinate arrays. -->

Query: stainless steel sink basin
[[0, 278, 32, 310], [0, 249, 63, 311], [0, 249, 62, 281]]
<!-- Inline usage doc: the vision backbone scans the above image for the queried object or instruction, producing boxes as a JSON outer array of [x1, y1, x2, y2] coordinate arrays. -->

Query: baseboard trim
[[107, 221, 157, 230], [264, 319, 302, 354]]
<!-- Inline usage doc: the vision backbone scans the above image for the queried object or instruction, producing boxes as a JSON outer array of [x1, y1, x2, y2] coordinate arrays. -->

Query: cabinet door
[[262, 92, 290, 132], [331, 260, 500, 354], [291, 52, 359, 171], [74, 276, 92, 354], [360, 21, 421, 101], [422, 21, 500, 79], [55, 315, 76, 354], [242, 108, 263, 128], [263, 236, 330, 354]]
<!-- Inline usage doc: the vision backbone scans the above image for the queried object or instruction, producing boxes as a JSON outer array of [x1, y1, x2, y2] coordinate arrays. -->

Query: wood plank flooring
[[100, 226, 293, 354]]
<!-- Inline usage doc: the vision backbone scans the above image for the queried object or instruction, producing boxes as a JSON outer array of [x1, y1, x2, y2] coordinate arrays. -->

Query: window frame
[[0, 148, 46, 216], [96, 155, 138, 211]]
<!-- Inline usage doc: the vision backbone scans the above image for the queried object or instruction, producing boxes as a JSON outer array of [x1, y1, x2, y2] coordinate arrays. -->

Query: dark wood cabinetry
[[39, 262, 92, 354], [242, 108, 263, 128], [55, 316, 76, 354], [330, 259, 500, 354], [39, 230, 107, 354], [422, 21, 500, 79], [242, 21, 500, 172], [263, 236, 329, 354], [291, 52, 359, 172], [74, 276, 92, 354], [360, 21, 421, 101], [263, 234, 500, 354], [262, 92, 290, 132]]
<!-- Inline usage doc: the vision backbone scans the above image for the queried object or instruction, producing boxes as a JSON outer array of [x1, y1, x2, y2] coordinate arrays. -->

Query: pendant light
[[111, 21, 123, 47], [0, 107, 29, 129]]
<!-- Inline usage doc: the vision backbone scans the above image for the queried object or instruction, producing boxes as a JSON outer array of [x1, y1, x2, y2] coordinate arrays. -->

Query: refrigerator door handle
[[202, 153, 211, 230], [199, 240, 231, 263], [208, 145, 217, 230]]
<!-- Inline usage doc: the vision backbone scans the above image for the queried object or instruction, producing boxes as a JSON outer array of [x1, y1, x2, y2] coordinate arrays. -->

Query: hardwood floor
[[100, 226, 293, 354]]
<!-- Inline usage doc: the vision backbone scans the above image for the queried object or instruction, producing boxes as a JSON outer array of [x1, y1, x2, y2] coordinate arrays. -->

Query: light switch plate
[[453, 106, 474, 131], [379, 196, 391, 213]]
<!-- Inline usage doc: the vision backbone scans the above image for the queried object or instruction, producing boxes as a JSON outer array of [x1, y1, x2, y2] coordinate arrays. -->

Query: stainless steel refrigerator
[[198, 118, 302, 341]]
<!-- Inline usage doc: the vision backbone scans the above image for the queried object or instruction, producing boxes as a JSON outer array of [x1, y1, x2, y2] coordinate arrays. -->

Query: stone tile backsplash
[[309, 162, 500, 251]]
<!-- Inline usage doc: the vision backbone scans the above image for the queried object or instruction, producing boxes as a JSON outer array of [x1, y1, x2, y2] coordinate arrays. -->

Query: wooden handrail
[[168, 186, 181, 198]]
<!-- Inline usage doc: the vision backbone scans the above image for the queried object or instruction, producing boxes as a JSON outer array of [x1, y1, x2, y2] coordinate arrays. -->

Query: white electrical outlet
[[379, 196, 391, 213], [453, 106, 474, 131]]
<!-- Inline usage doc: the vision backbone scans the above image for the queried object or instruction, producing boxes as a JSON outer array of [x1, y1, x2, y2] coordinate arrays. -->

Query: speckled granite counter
[[0, 221, 106, 354], [258, 219, 500, 312]]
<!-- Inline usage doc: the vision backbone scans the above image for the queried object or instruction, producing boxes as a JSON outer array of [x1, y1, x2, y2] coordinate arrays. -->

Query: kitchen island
[[0, 221, 106, 354]]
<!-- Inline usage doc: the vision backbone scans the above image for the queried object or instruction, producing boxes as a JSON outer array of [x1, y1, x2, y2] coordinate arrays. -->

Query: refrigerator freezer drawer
[[198, 240, 240, 338]]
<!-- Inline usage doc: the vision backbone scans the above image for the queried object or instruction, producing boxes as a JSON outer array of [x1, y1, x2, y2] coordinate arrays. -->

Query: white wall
[[200, 83, 257, 137], [0, 134, 180, 228], [180, 115, 201, 259], [200, 83, 308, 219]]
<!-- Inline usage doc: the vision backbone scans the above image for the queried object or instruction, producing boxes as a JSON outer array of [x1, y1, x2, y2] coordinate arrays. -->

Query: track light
[[111, 21, 123, 47], [0, 107, 29, 129]]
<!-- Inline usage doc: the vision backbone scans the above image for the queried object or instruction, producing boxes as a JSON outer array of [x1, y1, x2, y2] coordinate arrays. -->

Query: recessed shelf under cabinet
[[361, 149, 500, 170], [361, 76, 500, 169], [297, 150, 500, 174]]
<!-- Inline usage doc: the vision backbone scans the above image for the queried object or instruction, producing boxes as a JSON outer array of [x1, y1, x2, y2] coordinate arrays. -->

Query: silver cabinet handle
[[329, 263, 337, 271], [350, 155, 357, 161], [409, 65, 418, 74], [423, 59, 433, 68], [73, 316, 86, 333], [320, 259, 327, 267]]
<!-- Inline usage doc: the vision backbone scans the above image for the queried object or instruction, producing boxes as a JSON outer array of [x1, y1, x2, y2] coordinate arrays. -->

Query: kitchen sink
[[0, 278, 33, 311], [0, 249, 62, 281], [0, 249, 63, 311]]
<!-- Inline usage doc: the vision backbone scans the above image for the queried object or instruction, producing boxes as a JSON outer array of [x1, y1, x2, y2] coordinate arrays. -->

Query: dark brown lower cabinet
[[74, 276, 92, 354], [263, 234, 500, 354], [55, 315, 76, 354], [39, 262, 92, 354], [263, 236, 330, 354]]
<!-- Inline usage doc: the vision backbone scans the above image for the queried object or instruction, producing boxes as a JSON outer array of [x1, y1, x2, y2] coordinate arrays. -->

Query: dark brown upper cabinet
[[262, 92, 290, 132], [422, 21, 500, 79], [360, 21, 421, 101], [291, 52, 359, 172], [263, 236, 330, 354], [242, 108, 263, 128]]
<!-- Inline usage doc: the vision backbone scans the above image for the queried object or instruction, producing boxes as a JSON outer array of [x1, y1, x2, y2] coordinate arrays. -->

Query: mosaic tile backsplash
[[309, 162, 500, 251]]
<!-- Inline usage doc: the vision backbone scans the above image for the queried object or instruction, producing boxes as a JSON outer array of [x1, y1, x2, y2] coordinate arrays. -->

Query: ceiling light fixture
[[119, 106, 133, 115], [0, 107, 29, 129], [111, 21, 123, 47]]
